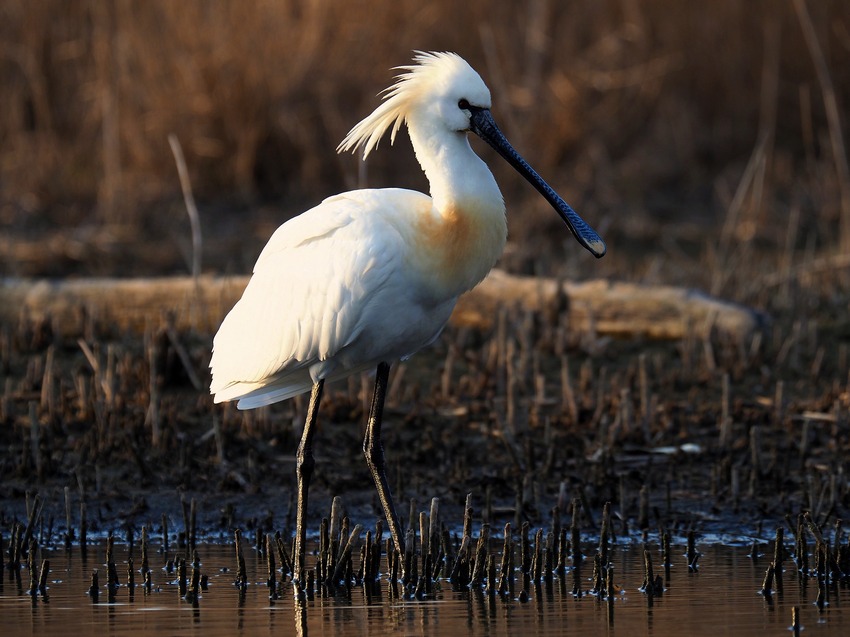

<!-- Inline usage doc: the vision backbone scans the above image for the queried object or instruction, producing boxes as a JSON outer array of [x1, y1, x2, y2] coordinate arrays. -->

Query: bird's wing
[[210, 190, 423, 400], [252, 193, 359, 269]]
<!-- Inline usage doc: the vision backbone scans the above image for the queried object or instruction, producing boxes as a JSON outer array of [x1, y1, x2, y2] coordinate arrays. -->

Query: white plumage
[[210, 51, 605, 586], [211, 53, 509, 408], [210, 50, 604, 409], [211, 188, 465, 408]]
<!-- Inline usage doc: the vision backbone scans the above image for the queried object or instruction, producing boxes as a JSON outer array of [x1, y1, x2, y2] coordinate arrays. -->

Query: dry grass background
[[1, 0, 849, 305]]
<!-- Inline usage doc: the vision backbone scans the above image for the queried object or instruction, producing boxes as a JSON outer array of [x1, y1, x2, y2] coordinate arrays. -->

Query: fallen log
[[0, 270, 766, 341], [454, 270, 768, 341]]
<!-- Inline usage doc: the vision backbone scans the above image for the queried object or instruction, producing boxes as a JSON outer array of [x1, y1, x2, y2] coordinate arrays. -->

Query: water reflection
[[1, 541, 849, 636]]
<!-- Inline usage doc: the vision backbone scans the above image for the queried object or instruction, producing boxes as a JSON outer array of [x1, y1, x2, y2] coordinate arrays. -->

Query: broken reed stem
[[127, 557, 135, 590], [27, 539, 37, 597], [428, 497, 440, 577], [330, 496, 342, 545], [486, 554, 497, 594], [535, 529, 547, 582], [571, 498, 583, 596], [338, 516, 350, 576], [403, 526, 416, 587], [642, 549, 654, 592], [165, 324, 202, 391], [372, 520, 384, 581], [180, 497, 190, 550], [762, 561, 775, 596], [319, 518, 331, 583], [463, 493, 473, 539], [595, 502, 611, 592], [38, 559, 49, 598], [332, 524, 363, 584], [387, 537, 398, 588], [188, 551, 201, 605], [642, 549, 663, 602], [140, 525, 150, 576], [438, 527, 452, 581], [266, 535, 278, 599], [105, 532, 119, 588], [11, 522, 23, 569], [498, 522, 513, 594], [88, 569, 99, 600], [177, 556, 187, 598], [469, 523, 490, 587], [687, 530, 700, 571], [638, 484, 649, 530], [80, 502, 87, 553], [792, 0, 850, 253], [64, 486, 73, 549], [602, 502, 614, 553], [773, 526, 785, 593], [168, 133, 203, 282], [795, 514, 809, 574], [448, 535, 471, 586], [419, 511, 428, 575], [520, 521, 531, 576], [361, 532, 371, 584], [557, 527, 568, 574], [274, 531, 293, 580], [161, 513, 169, 556], [234, 529, 247, 590]]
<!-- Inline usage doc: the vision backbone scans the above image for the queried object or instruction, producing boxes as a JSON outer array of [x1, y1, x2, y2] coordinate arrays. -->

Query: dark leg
[[294, 379, 324, 589], [363, 362, 406, 560]]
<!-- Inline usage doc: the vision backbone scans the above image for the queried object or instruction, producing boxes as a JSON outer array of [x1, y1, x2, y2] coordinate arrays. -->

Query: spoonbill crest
[[210, 51, 605, 587]]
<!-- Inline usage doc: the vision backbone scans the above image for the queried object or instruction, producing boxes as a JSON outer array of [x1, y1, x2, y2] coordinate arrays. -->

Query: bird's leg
[[294, 379, 324, 592], [363, 362, 407, 567]]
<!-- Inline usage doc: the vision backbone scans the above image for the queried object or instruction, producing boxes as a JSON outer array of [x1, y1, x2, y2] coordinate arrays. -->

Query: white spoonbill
[[210, 51, 605, 586]]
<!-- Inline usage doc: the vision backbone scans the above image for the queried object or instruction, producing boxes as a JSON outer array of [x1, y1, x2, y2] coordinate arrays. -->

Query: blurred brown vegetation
[[1, 0, 849, 301]]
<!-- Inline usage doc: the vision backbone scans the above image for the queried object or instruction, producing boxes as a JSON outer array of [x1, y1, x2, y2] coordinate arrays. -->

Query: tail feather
[[211, 369, 313, 409], [212, 362, 377, 410]]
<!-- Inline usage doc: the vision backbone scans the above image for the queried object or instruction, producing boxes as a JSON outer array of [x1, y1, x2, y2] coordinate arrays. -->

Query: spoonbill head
[[209, 51, 605, 589], [338, 51, 606, 258]]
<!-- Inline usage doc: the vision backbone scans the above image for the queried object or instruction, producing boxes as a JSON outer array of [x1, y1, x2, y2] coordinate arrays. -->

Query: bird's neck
[[407, 117, 508, 296], [408, 117, 503, 215]]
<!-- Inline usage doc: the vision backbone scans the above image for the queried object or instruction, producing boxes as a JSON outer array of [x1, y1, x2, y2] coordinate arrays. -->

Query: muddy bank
[[0, 278, 846, 544]]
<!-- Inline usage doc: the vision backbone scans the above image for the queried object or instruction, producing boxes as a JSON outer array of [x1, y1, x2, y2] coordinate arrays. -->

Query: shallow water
[[2, 539, 847, 636]]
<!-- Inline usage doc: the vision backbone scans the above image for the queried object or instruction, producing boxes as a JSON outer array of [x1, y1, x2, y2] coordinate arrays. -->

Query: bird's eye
[[458, 99, 471, 111]]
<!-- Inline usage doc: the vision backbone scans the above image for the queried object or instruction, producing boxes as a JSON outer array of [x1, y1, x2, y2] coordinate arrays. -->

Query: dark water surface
[[2, 539, 848, 636]]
